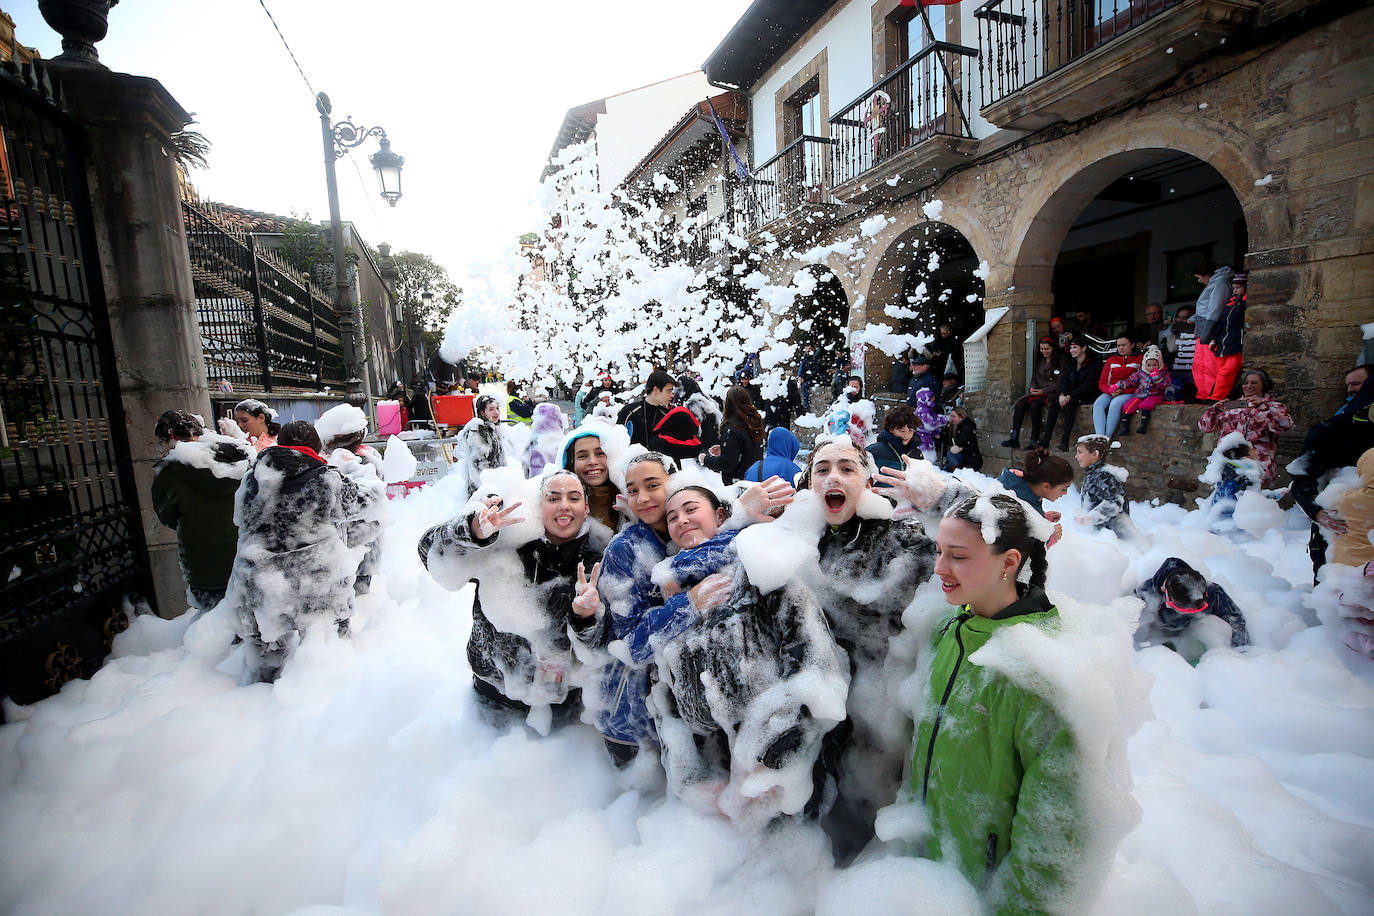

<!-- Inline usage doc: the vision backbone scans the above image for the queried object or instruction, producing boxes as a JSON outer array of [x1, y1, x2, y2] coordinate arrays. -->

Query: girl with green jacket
[[911, 491, 1085, 914]]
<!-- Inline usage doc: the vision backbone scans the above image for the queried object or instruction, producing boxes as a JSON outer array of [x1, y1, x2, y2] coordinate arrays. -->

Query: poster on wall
[[849, 339, 865, 378], [961, 306, 1009, 394]]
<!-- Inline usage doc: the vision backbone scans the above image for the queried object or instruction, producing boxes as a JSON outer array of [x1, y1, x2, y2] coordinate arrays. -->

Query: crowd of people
[[144, 288, 1373, 911]]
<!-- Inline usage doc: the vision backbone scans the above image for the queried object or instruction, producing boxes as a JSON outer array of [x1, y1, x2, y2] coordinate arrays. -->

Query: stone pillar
[[50, 62, 208, 618]]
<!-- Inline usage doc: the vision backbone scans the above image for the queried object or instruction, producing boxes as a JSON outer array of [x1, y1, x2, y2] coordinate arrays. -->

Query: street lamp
[[316, 90, 404, 405]]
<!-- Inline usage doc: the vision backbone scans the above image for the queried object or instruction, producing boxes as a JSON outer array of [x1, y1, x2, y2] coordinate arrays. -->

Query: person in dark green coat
[[910, 491, 1086, 915], [151, 410, 252, 611]]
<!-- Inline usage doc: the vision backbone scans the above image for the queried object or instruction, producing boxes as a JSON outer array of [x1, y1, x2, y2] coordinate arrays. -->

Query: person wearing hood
[[1189, 264, 1236, 401], [745, 426, 804, 485], [679, 375, 723, 451], [418, 470, 603, 730], [1135, 557, 1249, 650], [452, 395, 510, 498], [1113, 346, 1172, 437], [152, 410, 253, 611], [224, 420, 383, 683], [526, 402, 568, 477], [560, 425, 626, 534]]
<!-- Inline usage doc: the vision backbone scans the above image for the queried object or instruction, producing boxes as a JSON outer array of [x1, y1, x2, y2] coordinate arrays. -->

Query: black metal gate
[[0, 59, 151, 704]]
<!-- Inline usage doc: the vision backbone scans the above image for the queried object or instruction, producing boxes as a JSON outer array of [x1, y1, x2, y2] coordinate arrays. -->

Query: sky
[[8, 0, 755, 301]]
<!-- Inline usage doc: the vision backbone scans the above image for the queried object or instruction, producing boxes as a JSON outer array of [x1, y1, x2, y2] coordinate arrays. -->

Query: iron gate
[[0, 58, 151, 704]]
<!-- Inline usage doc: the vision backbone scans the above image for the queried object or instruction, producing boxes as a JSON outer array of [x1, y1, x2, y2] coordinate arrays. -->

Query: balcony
[[745, 135, 838, 235], [976, 0, 1257, 130], [829, 41, 981, 204]]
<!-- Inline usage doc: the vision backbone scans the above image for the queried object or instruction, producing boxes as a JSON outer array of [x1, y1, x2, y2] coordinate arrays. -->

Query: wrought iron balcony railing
[[746, 135, 837, 232], [829, 41, 978, 188], [976, 0, 1185, 108]]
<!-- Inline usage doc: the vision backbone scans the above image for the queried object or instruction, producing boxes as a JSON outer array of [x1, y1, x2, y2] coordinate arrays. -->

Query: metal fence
[[183, 199, 346, 395], [747, 135, 837, 232], [830, 41, 978, 187], [976, 0, 1184, 106], [0, 57, 151, 702]]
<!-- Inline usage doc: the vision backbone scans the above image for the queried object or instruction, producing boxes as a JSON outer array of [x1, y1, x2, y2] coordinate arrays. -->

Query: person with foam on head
[[222, 398, 281, 453], [1134, 557, 1250, 651], [635, 485, 847, 826], [451, 394, 511, 499], [151, 409, 252, 612], [417, 469, 604, 734], [315, 403, 387, 595], [557, 422, 631, 536], [787, 438, 972, 862], [1072, 434, 1131, 534], [223, 420, 382, 684], [571, 451, 796, 770], [908, 491, 1092, 914]]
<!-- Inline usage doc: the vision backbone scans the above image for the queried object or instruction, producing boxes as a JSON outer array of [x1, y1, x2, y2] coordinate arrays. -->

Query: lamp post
[[316, 90, 404, 405], [419, 290, 434, 380]]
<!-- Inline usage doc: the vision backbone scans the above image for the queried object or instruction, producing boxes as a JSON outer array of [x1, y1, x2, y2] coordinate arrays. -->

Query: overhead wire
[[256, 0, 317, 100]]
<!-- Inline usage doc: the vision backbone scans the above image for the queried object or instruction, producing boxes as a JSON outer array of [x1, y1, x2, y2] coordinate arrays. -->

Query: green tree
[[279, 218, 331, 280], [172, 116, 211, 171], [389, 250, 463, 348]]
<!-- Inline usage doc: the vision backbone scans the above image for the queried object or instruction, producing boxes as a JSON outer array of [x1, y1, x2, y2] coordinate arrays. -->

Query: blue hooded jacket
[[743, 427, 804, 484], [997, 467, 1049, 517]]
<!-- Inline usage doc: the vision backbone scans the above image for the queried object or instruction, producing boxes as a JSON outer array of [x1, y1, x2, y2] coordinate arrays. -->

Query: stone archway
[[861, 219, 985, 390]]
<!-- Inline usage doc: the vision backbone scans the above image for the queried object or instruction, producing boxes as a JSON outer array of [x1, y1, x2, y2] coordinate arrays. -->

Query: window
[[784, 79, 821, 145], [891, 5, 947, 69]]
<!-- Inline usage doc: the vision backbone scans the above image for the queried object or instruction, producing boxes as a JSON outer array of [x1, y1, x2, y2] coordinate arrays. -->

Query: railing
[[686, 214, 729, 263], [977, 0, 1184, 106], [747, 135, 836, 231], [182, 200, 346, 394], [830, 41, 978, 187]]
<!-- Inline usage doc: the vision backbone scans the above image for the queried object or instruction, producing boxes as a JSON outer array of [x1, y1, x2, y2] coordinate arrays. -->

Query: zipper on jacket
[[921, 612, 970, 801]]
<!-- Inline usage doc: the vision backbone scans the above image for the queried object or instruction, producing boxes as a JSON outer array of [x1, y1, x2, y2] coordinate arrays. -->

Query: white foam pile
[[1, 470, 1371, 914]]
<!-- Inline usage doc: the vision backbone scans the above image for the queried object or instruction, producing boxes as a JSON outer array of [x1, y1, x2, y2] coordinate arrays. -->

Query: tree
[[172, 116, 212, 171], [389, 250, 463, 349]]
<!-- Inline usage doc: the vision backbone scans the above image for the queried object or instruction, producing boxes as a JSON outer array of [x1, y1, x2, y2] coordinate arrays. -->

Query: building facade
[[701, 0, 1372, 497]]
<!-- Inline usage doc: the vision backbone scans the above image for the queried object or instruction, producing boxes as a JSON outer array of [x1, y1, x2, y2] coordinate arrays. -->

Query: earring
[[1001, 573, 1008, 581]]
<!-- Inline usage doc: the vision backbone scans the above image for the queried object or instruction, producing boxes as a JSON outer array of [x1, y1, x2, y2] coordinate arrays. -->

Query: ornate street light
[[315, 91, 404, 404]]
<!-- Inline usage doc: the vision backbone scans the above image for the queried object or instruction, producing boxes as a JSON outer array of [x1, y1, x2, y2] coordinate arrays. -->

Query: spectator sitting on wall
[[1131, 303, 1167, 350]]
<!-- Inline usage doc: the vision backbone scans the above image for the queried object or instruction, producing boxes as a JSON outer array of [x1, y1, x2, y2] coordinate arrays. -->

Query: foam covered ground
[[2, 470, 1372, 915]]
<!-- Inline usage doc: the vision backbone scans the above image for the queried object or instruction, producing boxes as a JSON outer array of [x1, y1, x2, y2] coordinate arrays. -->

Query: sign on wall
[[962, 306, 1009, 394]]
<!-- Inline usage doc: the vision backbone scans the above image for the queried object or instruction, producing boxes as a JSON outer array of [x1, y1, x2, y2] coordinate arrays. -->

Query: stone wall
[[759, 2, 1373, 490]]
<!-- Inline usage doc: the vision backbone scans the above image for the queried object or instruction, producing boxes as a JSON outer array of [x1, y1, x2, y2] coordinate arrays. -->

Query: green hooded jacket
[[909, 586, 1083, 915], [151, 439, 251, 590]]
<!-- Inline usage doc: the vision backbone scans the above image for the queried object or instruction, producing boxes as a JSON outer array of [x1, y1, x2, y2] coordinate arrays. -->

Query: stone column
[[50, 62, 208, 618]]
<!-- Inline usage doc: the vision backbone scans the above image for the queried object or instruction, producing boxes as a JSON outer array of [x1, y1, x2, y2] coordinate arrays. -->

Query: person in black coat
[[1038, 336, 1102, 451], [941, 406, 983, 471], [418, 470, 604, 731], [1135, 557, 1249, 650], [702, 386, 765, 484]]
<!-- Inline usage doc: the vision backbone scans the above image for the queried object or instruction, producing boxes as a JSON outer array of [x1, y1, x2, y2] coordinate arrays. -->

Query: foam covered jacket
[[1079, 460, 1129, 528], [909, 587, 1084, 915], [572, 519, 669, 745], [224, 446, 381, 678], [151, 438, 252, 590], [648, 533, 846, 794], [418, 512, 603, 704], [1138, 557, 1249, 648]]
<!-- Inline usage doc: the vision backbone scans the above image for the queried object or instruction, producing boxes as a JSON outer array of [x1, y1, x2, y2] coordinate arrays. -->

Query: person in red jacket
[[1091, 335, 1143, 439]]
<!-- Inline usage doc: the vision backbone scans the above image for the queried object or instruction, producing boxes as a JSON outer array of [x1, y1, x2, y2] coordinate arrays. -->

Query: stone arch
[[1002, 116, 1274, 301]]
